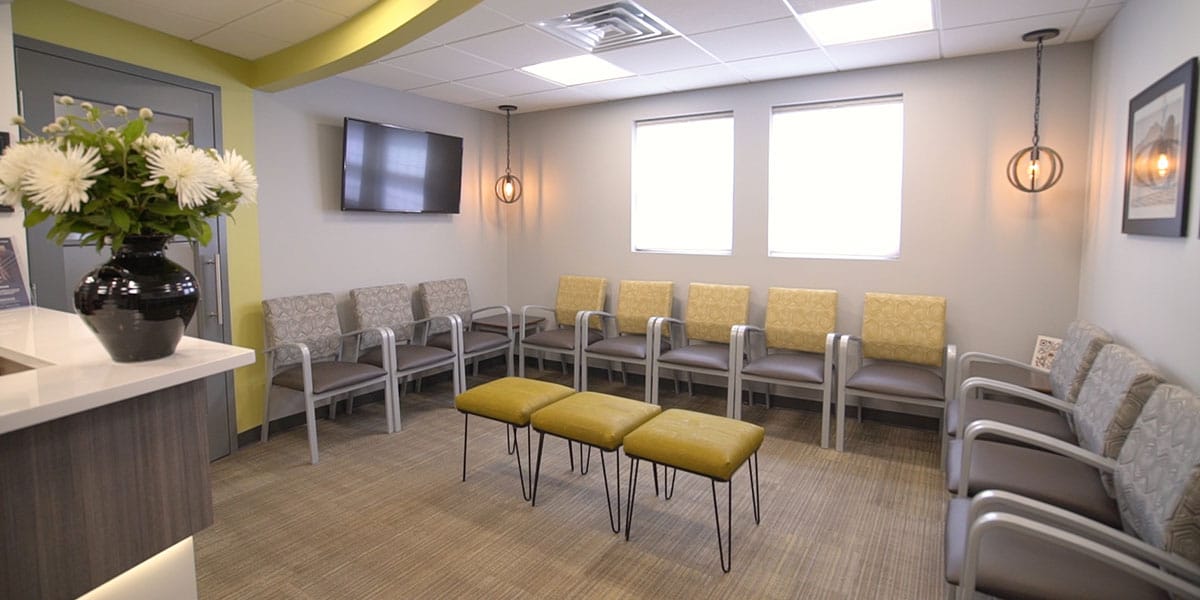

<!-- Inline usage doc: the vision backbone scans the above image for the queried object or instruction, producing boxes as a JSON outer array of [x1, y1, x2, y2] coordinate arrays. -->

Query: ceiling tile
[[383, 46, 508, 81], [509, 86, 602, 112], [337, 62, 443, 91], [640, 63, 749, 92], [824, 31, 940, 71], [939, 0, 1088, 29], [300, 0, 375, 18], [940, 11, 1080, 58], [378, 37, 440, 61], [572, 75, 673, 100], [728, 49, 837, 82], [450, 25, 582, 69], [597, 37, 718, 75], [409, 82, 502, 105], [690, 18, 817, 63], [457, 70, 562, 96], [230, 0, 345, 44], [1067, 3, 1123, 42], [423, 6, 520, 44], [193, 23, 291, 60], [130, 0, 278, 25], [483, 0, 609, 24], [69, 0, 220, 40], [639, 0, 794, 35]]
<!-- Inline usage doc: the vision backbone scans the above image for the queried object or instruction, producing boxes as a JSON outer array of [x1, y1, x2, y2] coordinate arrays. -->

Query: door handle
[[205, 253, 224, 326]]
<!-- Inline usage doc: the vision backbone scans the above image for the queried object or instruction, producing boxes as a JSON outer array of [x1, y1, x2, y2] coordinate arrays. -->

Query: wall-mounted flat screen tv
[[341, 117, 463, 214]]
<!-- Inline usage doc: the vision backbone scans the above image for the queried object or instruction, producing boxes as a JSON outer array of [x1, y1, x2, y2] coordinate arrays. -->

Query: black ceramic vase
[[74, 235, 200, 362]]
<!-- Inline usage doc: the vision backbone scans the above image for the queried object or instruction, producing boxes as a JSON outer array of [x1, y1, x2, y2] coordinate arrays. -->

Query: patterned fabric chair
[[418, 278, 513, 378], [944, 384, 1200, 599], [948, 320, 1113, 445], [261, 293, 395, 465], [648, 283, 751, 417], [578, 280, 674, 401], [731, 288, 838, 447], [519, 275, 607, 389], [948, 344, 1165, 516], [349, 283, 464, 430], [835, 292, 956, 455]]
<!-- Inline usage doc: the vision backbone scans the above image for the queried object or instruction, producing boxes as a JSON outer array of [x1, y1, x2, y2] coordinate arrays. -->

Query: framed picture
[[0, 132, 9, 213], [1031, 335, 1062, 370], [1122, 58, 1197, 237]]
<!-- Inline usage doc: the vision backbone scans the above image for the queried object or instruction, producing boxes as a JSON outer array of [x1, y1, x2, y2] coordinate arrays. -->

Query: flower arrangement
[[0, 96, 257, 250]]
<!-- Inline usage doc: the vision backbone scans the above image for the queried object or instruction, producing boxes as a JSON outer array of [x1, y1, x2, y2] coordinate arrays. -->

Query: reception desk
[[0, 307, 254, 600]]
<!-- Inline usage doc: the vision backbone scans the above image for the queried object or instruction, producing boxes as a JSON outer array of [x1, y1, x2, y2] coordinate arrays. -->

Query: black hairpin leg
[[625, 456, 640, 541], [652, 463, 659, 496], [506, 425, 516, 455], [461, 414, 469, 482], [749, 452, 761, 524], [600, 449, 621, 533], [580, 443, 593, 475], [712, 478, 733, 573], [569, 439, 575, 471], [663, 466, 677, 500], [512, 424, 532, 501], [532, 431, 546, 506]]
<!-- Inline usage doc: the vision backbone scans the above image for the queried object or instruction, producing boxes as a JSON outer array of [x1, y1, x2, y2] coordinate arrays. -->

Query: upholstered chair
[[578, 280, 674, 400], [732, 287, 838, 447], [261, 293, 395, 464], [418, 278, 513, 378], [519, 275, 607, 389]]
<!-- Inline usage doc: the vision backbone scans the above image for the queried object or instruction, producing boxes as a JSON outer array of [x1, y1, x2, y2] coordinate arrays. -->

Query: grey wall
[[253, 77, 508, 324], [506, 44, 1095, 361], [1080, 0, 1199, 390]]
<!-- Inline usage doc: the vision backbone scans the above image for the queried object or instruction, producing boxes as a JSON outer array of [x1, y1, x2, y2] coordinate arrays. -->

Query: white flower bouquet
[[0, 96, 257, 250]]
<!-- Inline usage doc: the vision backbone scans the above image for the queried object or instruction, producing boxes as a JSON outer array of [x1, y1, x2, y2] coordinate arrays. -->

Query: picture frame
[[1031, 335, 1063, 370], [1122, 57, 1197, 237], [0, 132, 10, 213]]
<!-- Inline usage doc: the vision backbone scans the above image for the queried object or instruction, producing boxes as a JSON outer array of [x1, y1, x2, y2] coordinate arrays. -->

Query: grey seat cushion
[[945, 438, 1120, 528], [585, 334, 660, 360], [946, 397, 1075, 443], [944, 499, 1166, 599], [659, 344, 730, 371], [360, 344, 455, 372], [741, 352, 825, 384], [523, 327, 602, 351], [429, 330, 509, 355], [846, 362, 944, 400], [273, 361, 386, 395]]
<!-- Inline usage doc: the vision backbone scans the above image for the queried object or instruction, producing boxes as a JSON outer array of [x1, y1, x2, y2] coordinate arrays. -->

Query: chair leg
[[519, 344, 527, 378], [513, 424, 532, 501], [600, 449, 621, 533], [532, 432, 546, 506], [686, 373, 694, 396], [624, 456, 640, 541], [711, 478, 733, 573], [261, 383, 273, 443], [749, 452, 761, 524], [821, 384, 831, 449], [580, 353, 590, 392], [663, 465, 677, 500], [347, 393, 355, 415], [461, 414, 470, 481], [304, 393, 320, 465]]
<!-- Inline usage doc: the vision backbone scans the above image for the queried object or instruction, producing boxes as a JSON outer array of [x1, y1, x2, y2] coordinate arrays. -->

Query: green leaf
[[22, 209, 51, 228], [111, 206, 131, 230], [122, 118, 146, 145]]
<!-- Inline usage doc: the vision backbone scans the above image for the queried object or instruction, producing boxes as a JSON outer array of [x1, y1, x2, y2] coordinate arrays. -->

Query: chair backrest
[[1049, 320, 1113, 403], [262, 293, 343, 367], [861, 292, 946, 367], [616, 280, 673, 335], [349, 284, 415, 347], [764, 287, 837, 354], [555, 275, 607, 329], [1072, 344, 1163, 459], [419, 278, 472, 334], [684, 283, 750, 344], [1115, 384, 1200, 564]]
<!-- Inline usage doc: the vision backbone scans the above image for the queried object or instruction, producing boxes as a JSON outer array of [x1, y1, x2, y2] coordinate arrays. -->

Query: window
[[769, 96, 904, 259], [631, 113, 734, 254]]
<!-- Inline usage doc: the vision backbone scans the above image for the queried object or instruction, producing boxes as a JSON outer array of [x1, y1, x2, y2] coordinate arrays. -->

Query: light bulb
[[1027, 159, 1040, 177], [1156, 152, 1171, 177], [503, 180, 514, 198]]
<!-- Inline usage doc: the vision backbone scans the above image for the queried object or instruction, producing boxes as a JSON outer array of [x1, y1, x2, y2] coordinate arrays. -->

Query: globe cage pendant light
[[1007, 28, 1064, 193], [495, 105, 523, 204]]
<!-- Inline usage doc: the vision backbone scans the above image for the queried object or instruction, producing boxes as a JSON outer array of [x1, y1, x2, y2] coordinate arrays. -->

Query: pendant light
[[1007, 28, 1064, 193], [495, 105, 523, 204]]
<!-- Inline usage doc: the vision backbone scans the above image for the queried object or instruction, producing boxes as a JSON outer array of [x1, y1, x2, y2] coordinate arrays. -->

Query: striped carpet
[[195, 364, 946, 599]]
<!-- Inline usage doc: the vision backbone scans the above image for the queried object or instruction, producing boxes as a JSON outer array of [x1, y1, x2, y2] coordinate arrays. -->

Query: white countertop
[[0, 306, 255, 435]]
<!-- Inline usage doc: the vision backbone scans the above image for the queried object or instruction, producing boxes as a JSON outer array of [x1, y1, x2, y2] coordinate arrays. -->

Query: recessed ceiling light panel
[[537, 1, 677, 53], [520, 54, 634, 86], [792, 0, 933, 46]]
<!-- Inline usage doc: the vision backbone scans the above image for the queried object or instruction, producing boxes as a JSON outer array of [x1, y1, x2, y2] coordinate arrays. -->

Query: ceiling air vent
[[536, 1, 677, 53]]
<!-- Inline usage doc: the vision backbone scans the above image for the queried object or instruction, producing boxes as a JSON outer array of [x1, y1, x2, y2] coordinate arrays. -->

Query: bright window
[[769, 96, 904, 259], [631, 113, 734, 255]]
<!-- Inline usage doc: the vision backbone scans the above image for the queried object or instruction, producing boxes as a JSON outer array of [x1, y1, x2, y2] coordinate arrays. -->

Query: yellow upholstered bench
[[455, 377, 575, 500], [530, 392, 662, 532], [622, 409, 765, 573]]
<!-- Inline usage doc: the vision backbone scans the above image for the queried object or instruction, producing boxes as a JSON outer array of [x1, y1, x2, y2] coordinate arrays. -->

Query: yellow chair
[[649, 283, 750, 416], [835, 292, 956, 455], [578, 280, 674, 401], [519, 275, 607, 389], [731, 287, 838, 447]]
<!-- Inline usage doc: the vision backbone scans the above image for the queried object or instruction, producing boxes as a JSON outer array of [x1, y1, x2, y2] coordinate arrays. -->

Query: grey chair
[[519, 275, 607, 389], [944, 384, 1200, 599], [261, 293, 395, 465], [948, 320, 1112, 446], [947, 344, 1164, 528], [418, 278, 513, 378], [349, 284, 464, 430], [730, 287, 838, 447], [578, 279, 674, 401]]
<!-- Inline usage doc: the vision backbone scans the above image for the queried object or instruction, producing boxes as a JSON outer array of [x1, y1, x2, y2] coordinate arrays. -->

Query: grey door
[[15, 37, 238, 461]]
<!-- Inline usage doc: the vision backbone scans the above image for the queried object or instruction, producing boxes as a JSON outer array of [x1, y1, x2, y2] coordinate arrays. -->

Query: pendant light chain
[[505, 107, 513, 176], [1031, 36, 1044, 152]]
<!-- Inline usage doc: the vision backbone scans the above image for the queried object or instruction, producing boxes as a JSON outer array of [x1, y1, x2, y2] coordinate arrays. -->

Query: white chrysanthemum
[[216, 149, 257, 204], [139, 107, 154, 120], [22, 144, 108, 213], [144, 145, 224, 209], [132, 132, 180, 155], [114, 105, 128, 116], [0, 142, 53, 206]]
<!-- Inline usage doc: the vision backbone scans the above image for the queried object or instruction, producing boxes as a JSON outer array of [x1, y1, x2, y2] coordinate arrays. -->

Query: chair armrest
[[340, 326, 395, 363], [404, 314, 461, 345], [837, 335, 863, 381], [654, 316, 686, 349], [578, 310, 616, 344], [470, 304, 511, 320], [521, 305, 555, 337], [957, 419, 1116, 497], [735, 325, 766, 365], [958, 351, 1049, 380], [943, 344, 958, 405], [959, 377, 1073, 414]]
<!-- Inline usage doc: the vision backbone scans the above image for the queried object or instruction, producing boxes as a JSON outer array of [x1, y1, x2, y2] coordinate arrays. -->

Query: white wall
[[253, 77, 508, 324], [507, 45, 1094, 361], [0, 4, 26, 295], [1080, 0, 1200, 390]]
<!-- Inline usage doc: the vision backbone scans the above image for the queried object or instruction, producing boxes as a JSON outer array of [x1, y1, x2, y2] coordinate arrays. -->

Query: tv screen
[[341, 117, 463, 213]]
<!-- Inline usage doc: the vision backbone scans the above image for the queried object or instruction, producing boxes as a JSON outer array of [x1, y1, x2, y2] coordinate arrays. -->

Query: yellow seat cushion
[[623, 409, 765, 481], [454, 377, 575, 426], [531, 392, 662, 452]]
